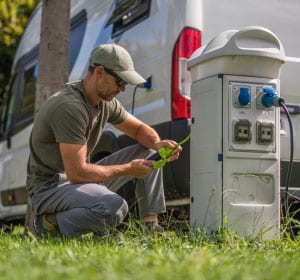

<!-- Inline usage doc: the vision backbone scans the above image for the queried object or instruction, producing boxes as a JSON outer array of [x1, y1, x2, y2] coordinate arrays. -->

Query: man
[[27, 44, 182, 237]]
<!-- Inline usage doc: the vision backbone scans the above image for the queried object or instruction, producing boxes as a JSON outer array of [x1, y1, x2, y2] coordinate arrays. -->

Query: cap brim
[[116, 70, 146, 85]]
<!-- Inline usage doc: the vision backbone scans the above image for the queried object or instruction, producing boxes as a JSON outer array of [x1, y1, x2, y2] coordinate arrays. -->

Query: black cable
[[279, 98, 296, 239], [131, 77, 152, 115], [131, 85, 139, 115]]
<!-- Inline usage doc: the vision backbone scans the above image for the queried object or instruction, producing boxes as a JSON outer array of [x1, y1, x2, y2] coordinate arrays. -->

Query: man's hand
[[154, 139, 182, 162], [127, 159, 155, 178]]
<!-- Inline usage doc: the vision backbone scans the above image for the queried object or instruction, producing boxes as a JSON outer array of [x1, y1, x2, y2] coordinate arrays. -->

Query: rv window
[[2, 74, 19, 136], [12, 65, 37, 135], [107, 0, 151, 37], [70, 9, 87, 71]]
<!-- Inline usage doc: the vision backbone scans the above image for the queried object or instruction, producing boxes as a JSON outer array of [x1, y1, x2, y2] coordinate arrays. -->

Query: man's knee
[[114, 197, 128, 224], [98, 193, 128, 225]]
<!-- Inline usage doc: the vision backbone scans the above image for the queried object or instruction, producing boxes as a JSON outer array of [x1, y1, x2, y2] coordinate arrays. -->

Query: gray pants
[[30, 144, 166, 237]]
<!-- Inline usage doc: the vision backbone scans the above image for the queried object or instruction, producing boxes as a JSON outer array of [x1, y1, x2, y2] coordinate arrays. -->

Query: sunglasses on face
[[104, 67, 127, 87], [93, 64, 127, 87]]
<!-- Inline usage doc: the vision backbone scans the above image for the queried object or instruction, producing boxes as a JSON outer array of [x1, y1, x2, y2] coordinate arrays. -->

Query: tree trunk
[[24, 0, 70, 235]]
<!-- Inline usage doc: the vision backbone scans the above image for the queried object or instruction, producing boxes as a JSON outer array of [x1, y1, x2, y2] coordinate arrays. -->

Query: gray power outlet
[[257, 121, 274, 143], [234, 119, 252, 142]]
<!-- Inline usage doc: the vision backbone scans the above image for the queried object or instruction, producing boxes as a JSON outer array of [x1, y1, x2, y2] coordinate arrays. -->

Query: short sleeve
[[50, 102, 89, 144], [107, 98, 128, 125]]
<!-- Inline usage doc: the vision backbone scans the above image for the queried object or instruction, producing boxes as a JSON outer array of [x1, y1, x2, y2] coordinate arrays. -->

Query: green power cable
[[153, 134, 191, 169]]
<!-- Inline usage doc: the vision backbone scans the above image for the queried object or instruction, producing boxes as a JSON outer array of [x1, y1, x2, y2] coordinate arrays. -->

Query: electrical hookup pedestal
[[188, 26, 286, 239]]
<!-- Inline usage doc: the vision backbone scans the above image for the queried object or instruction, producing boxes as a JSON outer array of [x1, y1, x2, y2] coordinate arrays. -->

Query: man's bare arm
[[60, 143, 154, 184], [115, 114, 182, 161], [114, 114, 161, 150]]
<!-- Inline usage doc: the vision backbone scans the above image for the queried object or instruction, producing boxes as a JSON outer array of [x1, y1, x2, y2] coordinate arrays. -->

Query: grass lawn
[[0, 219, 299, 280]]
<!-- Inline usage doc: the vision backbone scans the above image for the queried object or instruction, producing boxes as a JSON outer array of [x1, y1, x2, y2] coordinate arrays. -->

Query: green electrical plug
[[153, 134, 191, 169]]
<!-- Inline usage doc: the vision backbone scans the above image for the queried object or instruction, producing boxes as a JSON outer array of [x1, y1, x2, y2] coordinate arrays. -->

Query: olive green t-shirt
[[26, 80, 128, 193]]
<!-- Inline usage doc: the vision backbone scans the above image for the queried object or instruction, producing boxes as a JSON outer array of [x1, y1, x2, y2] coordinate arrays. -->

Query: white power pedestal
[[188, 27, 285, 239]]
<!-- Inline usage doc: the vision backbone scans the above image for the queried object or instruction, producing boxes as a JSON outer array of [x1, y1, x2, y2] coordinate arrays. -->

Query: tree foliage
[[0, 0, 39, 99]]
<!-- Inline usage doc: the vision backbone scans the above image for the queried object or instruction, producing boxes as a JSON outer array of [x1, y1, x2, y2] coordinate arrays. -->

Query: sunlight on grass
[[0, 219, 299, 280]]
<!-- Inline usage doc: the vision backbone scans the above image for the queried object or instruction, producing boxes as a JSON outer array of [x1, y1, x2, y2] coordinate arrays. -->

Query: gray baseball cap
[[89, 44, 146, 85]]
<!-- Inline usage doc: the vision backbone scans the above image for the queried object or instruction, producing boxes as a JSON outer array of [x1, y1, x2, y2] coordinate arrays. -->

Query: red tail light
[[171, 27, 201, 120]]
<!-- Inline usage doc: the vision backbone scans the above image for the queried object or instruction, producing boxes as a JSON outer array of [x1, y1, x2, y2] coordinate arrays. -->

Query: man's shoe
[[142, 221, 167, 238], [93, 227, 110, 238], [33, 214, 59, 237], [149, 222, 165, 234]]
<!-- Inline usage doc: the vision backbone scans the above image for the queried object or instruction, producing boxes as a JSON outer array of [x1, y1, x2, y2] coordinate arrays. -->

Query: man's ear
[[94, 65, 105, 76]]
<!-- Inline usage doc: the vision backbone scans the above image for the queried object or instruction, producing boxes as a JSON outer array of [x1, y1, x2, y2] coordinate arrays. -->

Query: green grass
[[0, 220, 299, 280]]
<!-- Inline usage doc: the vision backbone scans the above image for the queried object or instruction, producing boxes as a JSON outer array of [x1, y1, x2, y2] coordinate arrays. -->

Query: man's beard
[[98, 92, 114, 101]]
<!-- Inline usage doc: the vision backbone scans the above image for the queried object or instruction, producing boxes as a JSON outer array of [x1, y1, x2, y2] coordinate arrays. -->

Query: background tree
[[0, 0, 39, 105], [34, 0, 70, 110], [24, 0, 70, 233]]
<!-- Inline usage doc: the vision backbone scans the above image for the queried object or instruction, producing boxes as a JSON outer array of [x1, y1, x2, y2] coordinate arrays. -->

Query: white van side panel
[[12, 5, 42, 69], [69, 0, 114, 81], [185, 0, 203, 29], [0, 125, 32, 219], [116, 0, 175, 125], [116, 0, 202, 125]]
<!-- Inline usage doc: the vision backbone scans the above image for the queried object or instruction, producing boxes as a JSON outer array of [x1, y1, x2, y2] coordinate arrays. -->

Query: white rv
[[0, 0, 299, 224]]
